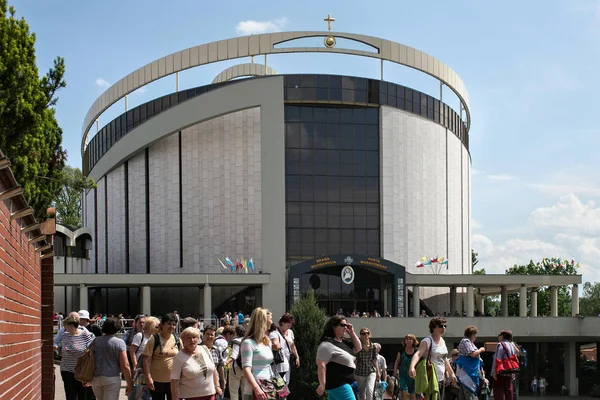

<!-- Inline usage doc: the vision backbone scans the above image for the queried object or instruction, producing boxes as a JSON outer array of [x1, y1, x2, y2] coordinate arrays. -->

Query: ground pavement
[[54, 367, 598, 400]]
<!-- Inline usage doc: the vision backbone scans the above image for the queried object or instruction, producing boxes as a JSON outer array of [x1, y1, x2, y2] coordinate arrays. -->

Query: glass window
[[330, 75, 342, 89], [340, 177, 353, 202], [314, 123, 327, 149], [301, 149, 313, 175], [133, 107, 140, 128], [352, 125, 366, 150], [286, 106, 300, 121], [287, 202, 301, 215], [327, 124, 340, 150], [285, 149, 301, 174], [286, 123, 301, 148], [316, 75, 329, 88], [162, 95, 170, 110], [340, 150, 353, 176], [316, 88, 329, 101], [314, 177, 327, 202], [327, 176, 340, 201], [287, 88, 302, 101], [286, 176, 301, 201], [340, 124, 353, 150], [300, 123, 314, 148], [326, 149, 339, 175], [285, 75, 301, 88], [186, 88, 196, 99], [355, 78, 367, 91], [327, 108, 339, 123], [342, 76, 355, 89], [178, 91, 187, 103], [140, 104, 147, 124], [302, 75, 316, 87], [366, 108, 378, 125], [355, 90, 367, 103], [303, 87, 316, 101], [301, 176, 313, 201], [342, 89, 354, 102], [126, 110, 134, 132], [368, 80, 379, 104], [330, 88, 342, 101], [314, 150, 327, 175], [314, 108, 327, 122]]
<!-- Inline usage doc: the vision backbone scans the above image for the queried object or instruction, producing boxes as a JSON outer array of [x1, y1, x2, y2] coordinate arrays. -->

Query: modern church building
[[53, 22, 599, 395]]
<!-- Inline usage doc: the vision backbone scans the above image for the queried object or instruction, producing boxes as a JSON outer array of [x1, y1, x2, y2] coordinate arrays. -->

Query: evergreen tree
[[289, 292, 327, 400], [0, 0, 67, 219]]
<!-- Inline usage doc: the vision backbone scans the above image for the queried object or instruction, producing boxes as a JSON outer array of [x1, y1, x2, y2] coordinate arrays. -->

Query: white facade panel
[[381, 106, 470, 312], [128, 152, 146, 273], [96, 178, 106, 274], [148, 134, 181, 273], [181, 107, 262, 273], [107, 165, 126, 273]]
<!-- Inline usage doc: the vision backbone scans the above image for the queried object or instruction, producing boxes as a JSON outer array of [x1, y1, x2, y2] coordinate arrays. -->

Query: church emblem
[[341, 265, 355, 284]]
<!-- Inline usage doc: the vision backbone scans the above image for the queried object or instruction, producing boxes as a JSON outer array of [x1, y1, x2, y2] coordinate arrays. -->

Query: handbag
[[74, 340, 96, 382], [253, 374, 290, 399], [416, 337, 434, 379], [495, 342, 520, 376]]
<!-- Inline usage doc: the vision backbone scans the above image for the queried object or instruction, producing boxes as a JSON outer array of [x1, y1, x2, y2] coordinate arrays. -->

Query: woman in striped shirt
[[60, 316, 94, 400], [241, 308, 274, 400]]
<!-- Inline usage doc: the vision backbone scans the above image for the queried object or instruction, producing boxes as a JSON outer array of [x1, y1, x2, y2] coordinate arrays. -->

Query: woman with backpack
[[226, 325, 246, 400], [143, 313, 182, 400]]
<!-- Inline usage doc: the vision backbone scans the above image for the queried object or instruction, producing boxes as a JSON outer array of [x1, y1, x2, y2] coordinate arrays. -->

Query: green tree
[[579, 282, 600, 317], [471, 249, 486, 275], [0, 1, 67, 219], [505, 258, 578, 316], [54, 166, 95, 226], [289, 292, 327, 400]]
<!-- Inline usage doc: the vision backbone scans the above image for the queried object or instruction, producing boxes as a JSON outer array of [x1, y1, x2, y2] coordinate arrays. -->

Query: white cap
[[78, 310, 90, 319]]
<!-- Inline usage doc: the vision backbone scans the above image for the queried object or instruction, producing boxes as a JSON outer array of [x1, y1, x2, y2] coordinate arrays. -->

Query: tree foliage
[[54, 165, 95, 226], [289, 292, 327, 400], [0, 0, 67, 219], [505, 259, 578, 316], [471, 249, 486, 275], [580, 282, 600, 317]]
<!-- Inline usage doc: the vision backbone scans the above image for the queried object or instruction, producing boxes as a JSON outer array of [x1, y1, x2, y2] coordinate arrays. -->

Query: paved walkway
[[55, 367, 597, 400]]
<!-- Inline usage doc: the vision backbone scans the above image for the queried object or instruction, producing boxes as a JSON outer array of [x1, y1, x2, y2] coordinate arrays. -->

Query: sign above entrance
[[341, 266, 355, 284], [309, 254, 391, 271]]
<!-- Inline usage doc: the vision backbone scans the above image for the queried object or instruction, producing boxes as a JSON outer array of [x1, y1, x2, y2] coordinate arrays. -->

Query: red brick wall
[[0, 199, 44, 399]]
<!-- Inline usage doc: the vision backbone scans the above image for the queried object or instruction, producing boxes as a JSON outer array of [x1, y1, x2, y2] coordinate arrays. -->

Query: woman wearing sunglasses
[[355, 328, 380, 400], [316, 316, 362, 400], [408, 317, 456, 398]]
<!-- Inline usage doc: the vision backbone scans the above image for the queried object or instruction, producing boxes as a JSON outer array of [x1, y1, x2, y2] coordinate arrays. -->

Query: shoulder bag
[[495, 342, 520, 376], [74, 340, 96, 383]]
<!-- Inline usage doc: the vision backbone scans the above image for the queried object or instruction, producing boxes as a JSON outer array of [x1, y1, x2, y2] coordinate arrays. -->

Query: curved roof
[[211, 63, 277, 83], [81, 31, 471, 155]]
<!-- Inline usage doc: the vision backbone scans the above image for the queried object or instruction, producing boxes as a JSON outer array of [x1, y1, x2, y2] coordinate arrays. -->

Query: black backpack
[[152, 333, 182, 356], [232, 338, 244, 373]]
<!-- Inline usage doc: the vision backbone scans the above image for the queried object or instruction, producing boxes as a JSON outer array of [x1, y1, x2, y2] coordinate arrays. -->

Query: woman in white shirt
[[408, 318, 456, 395], [170, 327, 222, 400], [130, 317, 159, 371]]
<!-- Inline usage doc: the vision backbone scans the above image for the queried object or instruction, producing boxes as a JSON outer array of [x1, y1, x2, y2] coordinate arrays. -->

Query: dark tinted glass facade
[[285, 105, 380, 264]]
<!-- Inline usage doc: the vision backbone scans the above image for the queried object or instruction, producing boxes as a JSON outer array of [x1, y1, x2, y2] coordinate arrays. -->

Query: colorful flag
[[225, 257, 235, 271], [241, 257, 249, 273], [420, 256, 427, 262], [415, 261, 424, 268], [218, 259, 228, 270], [438, 257, 445, 264], [431, 257, 438, 263], [248, 258, 255, 271]]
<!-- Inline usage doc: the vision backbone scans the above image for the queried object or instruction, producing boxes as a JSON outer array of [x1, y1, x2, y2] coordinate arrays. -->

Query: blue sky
[[15, 0, 600, 283]]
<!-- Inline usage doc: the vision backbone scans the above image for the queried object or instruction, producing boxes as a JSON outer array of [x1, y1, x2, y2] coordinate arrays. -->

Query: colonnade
[[410, 284, 580, 317]]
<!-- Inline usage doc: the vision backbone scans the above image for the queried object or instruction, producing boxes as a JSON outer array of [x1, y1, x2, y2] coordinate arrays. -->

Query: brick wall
[[0, 199, 46, 399]]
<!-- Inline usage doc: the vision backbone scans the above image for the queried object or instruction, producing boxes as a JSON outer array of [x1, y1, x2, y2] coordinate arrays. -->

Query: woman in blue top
[[393, 334, 418, 400]]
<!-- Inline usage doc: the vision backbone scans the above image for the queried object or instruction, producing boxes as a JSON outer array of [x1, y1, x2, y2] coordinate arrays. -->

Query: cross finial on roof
[[324, 13, 335, 31]]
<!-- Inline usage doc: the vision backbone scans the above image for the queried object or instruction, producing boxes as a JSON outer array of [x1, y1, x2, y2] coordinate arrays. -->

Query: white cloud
[[235, 17, 288, 35], [471, 218, 482, 231], [95, 78, 110, 88], [530, 194, 600, 235], [486, 174, 515, 182], [529, 182, 600, 197], [476, 194, 600, 283]]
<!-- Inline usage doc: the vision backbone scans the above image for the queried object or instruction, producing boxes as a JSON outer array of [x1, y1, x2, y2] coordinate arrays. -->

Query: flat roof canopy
[[406, 274, 581, 295]]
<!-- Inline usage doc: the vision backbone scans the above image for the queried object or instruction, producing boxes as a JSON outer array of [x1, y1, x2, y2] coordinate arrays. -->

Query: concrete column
[[564, 341, 579, 396], [450, 286, 457, 315], [203, 284, 212, 323], [466, 286, 474, 317], [550, 286, 558, 317], [476, 294, 485, 315], [198, 287, 204, 316], [572, 284, 579, 316], [530, 289, 538, 317], [519, 285, 528, 317], [501, 286, 508, 317], [79, 284, 88, 311], [383, 287, 388, 315], [141, 286, 151, 316], [412, 285, 420, 317]]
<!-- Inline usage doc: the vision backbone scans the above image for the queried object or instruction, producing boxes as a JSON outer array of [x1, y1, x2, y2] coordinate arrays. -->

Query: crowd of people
[[55, 307, 547, 400]]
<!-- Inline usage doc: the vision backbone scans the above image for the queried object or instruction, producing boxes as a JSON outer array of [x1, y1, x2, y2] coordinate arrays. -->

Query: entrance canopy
[[288, 254, 407, 317]]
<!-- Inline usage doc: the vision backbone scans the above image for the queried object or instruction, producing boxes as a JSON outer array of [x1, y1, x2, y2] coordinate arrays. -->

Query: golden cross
[[324, 13, 335, 31]]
